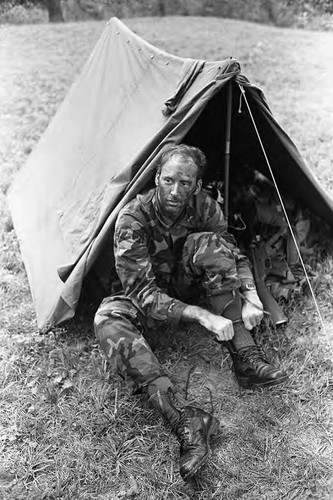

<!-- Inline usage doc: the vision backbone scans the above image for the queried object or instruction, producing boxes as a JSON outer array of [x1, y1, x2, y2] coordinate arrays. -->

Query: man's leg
[[208, 291, 288, 388], [94, 295, 219, 480], [209, 291, 257, 349], [94, 296, 170, 393], [181, 232, 288, 388]]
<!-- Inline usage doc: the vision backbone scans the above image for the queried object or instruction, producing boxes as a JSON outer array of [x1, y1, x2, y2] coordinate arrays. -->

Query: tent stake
[[224, 79, 233, 223]]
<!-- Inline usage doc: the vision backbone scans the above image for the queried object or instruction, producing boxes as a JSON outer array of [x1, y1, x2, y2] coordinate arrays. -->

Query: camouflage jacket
[[114, 188, 254, 324]]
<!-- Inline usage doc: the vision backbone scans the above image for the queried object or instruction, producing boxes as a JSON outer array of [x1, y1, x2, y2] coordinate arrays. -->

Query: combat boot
[[149, 389, 220, 481], [226, 342, 288, 389]]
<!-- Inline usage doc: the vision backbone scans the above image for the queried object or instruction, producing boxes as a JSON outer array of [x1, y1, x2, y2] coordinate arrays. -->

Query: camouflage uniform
[[94, 188, 254, 391]]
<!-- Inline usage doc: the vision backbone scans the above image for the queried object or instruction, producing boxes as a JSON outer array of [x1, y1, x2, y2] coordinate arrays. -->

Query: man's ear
[[155, 172, 160, 187], [194, 179, 202, 195]]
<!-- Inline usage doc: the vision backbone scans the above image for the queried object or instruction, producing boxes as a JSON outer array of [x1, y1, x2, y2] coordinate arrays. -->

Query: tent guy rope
[[238, 83, 333, 359]]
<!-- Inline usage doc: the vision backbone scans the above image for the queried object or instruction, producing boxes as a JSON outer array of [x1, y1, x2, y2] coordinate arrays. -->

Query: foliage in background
[[0, 0, 333, 28], [0, 0, 63, 22]]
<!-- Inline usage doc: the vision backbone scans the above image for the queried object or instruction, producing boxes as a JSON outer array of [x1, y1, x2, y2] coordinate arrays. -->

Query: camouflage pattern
[[114, 188, 253, 324], [94, 188, 255, 391], [95, 296, 165, 389]]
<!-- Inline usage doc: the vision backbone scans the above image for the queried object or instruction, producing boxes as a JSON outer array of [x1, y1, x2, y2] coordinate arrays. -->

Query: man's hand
[[181, 305, 234, 341], [241, 290, 264, 330], [200, 310, 234, 341]]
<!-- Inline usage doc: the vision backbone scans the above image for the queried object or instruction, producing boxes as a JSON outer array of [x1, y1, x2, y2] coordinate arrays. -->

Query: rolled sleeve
[[168, 299, 188, 324], [236, 259, 255, 288]]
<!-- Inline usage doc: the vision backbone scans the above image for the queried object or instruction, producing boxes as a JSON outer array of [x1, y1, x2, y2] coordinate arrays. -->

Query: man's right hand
[[199, 309, 234, 341], [181, 305, 234, 341]]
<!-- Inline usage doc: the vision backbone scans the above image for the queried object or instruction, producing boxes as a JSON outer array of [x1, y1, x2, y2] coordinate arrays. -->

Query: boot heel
[[236, 375, 254, 389]]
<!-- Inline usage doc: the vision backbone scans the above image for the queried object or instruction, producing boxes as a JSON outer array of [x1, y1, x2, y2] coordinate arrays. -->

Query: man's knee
[[183, 232, 237, 276], [95, 296, 137, 330], [94, 296, 143, 365], [94, 296, 141, 351]]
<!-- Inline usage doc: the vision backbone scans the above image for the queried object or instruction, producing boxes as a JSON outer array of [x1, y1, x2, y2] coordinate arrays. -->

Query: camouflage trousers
[[94, 231, 242, 392]]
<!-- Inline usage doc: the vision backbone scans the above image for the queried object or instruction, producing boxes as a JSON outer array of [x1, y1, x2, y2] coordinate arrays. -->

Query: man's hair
[[157, 144, 207, 180]]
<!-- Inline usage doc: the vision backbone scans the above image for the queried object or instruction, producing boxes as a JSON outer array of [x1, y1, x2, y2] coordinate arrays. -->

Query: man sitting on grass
[[94, 144, 288, 481]]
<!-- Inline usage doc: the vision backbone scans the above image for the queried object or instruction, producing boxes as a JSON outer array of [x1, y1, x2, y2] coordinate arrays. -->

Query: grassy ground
[[1, 16, 333, 500]]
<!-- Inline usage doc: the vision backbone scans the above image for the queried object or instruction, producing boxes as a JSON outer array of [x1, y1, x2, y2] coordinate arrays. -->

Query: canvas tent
[[8, 17, 333, 332]]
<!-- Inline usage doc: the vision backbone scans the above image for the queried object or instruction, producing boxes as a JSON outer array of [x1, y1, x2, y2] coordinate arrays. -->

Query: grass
[[1, 16, 333, 500]]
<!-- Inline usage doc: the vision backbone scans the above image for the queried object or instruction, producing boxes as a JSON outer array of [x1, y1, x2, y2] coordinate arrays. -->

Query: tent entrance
[[80, 80, 323, 322]]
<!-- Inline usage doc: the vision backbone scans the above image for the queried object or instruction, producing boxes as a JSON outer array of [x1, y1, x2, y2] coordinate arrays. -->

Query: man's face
[[155, 155, 201, 219]]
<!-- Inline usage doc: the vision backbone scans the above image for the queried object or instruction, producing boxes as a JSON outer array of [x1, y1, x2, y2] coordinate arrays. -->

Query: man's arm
[[181, 305, 234, 341], [114, 211, 187, 324]]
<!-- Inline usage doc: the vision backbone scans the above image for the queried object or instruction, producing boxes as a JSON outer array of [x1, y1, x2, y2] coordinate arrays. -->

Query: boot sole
[[181, 417, 220, 482], [236, 373, 289, 389]]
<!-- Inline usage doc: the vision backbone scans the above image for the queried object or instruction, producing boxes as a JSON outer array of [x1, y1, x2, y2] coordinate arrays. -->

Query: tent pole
[[224, 79, 233, 223]]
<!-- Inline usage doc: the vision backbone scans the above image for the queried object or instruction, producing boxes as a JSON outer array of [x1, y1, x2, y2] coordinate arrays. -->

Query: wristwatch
[[240, 283, 257, 293]]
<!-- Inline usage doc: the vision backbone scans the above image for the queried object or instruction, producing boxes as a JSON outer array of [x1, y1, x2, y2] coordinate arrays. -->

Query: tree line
[[3, 0, 333, 23], [4, 0, 64, 21]]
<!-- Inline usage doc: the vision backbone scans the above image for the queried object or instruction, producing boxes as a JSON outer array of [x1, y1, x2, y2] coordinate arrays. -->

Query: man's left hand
[[241, 290, 264, 330]]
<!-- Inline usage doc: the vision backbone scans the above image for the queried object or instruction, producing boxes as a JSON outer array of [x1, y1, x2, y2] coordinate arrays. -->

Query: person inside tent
[[94, 144, 288, 481]]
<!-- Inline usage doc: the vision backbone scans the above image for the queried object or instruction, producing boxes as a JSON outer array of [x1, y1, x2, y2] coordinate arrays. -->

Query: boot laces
[[238, 345, 269, 366], [175, 409, 205, 447]]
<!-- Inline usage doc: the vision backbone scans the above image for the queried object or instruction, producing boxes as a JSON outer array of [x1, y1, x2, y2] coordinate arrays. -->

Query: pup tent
[[8, 17, 333, 332]]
